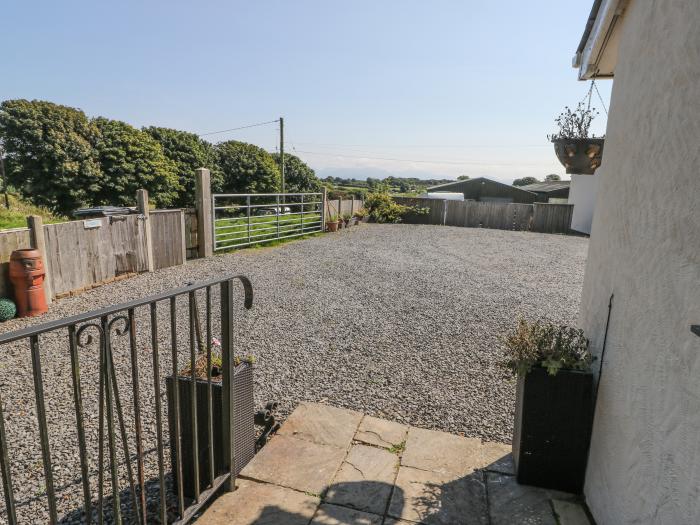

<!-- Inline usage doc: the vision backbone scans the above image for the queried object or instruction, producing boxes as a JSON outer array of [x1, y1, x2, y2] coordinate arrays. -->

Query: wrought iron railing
[[0, 275, 253, 524]]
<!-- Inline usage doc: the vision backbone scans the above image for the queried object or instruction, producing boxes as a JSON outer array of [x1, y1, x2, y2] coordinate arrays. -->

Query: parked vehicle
[[254, 206, 292, 216]]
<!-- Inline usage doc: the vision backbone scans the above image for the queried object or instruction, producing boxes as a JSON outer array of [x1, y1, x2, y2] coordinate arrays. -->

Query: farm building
[[427, 177, 537, 204], [517, 180, 570, 202]]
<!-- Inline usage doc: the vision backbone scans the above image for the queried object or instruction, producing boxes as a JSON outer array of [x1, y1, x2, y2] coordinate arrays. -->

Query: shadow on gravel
[[58, 473, 179, 525]]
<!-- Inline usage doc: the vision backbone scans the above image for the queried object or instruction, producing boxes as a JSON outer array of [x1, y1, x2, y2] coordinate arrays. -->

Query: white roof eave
[[573, 0, 628, 80]]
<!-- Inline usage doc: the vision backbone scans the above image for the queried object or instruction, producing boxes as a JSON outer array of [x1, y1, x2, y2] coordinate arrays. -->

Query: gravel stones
[[0, 224, 588, 522]]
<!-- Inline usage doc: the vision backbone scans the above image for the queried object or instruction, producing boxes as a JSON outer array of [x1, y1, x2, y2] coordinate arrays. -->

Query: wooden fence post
[[27, 215, 53, 304], [136, 189, 155, 272], [321, 187, 327, 232], [179, 209, 187, 265], [195, 168, 213, 257]]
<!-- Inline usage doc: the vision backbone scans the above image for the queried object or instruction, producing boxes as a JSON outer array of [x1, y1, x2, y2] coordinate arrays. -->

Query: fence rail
[[212, 192, 324, 251], [0, 275, 254, 524], [395, 197, 574, 234]]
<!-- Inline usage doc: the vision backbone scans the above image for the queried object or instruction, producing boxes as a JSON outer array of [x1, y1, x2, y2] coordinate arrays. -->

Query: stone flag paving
[[198, 402, 591, 525]]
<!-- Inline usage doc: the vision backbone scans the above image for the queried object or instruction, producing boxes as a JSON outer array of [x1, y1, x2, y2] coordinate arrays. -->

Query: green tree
[[457, 175, 471, 180], [544, 174, 561, 182], [144, 126, 222, 206], [0, 99, 103, 214], [513, 176, 539, 186], [215, 141, 280, 193], [93, 117, 180, 207], [271, 153, 321, 193]]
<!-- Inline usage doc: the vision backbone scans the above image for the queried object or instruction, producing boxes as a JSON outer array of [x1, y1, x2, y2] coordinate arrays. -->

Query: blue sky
[[1, 1, 610, 183]]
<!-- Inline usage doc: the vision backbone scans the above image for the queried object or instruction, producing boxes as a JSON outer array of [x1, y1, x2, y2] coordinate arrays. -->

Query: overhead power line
[[290, 141, 549, 149], [199, 119, 279, 137]]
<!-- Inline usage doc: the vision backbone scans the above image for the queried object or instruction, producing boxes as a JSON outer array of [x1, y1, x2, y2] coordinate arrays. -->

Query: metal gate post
[[276, 195, 280, 239], [300, 194, 304, 234], [246, 196, 251, 245], [220, 279, 235, 491]]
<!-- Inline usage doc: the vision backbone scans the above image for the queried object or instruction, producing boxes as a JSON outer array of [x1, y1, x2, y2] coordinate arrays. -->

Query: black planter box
[[512, 367, 594, 494], [165, 362, 255, 500]]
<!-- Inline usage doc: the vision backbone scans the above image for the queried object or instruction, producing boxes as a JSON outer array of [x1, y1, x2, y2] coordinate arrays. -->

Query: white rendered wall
[[579, 2, 700, 524], [569, 175, 598, 234]]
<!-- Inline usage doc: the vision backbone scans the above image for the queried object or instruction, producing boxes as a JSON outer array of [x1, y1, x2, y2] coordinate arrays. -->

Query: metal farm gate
[[212, 193, 324, 251]]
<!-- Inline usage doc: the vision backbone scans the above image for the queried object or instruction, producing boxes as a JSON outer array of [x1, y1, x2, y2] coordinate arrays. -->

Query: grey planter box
[[165, 362, 255, 499]]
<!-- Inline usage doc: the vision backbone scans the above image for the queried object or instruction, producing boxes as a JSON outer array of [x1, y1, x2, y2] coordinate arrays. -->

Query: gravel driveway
[[0, 224, 588, 523]]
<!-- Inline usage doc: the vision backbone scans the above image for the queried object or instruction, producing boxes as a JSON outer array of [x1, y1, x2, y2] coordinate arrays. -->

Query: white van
[[419, 192, 465, 201]]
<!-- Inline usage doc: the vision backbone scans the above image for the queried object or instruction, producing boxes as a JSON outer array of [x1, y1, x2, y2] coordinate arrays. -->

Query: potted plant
[[166, 342, 256, 499], [501, 319, 595, 494], [353, 208, 368, 223], [326, 214, 339, 232], [548, 101, 604, 174], [341, 213, 353, 227]]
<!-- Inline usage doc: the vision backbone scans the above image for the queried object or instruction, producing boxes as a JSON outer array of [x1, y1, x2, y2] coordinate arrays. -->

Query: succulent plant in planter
[[548, 101, 604, 175], [341, 212, 353, 227], [501, 319, 595, 494]]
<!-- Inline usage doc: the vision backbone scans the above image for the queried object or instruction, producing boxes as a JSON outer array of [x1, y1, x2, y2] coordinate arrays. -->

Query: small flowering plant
[[547, 102, 602, 141], [179, 336, 255, 380], [500, 319, 594, 377]]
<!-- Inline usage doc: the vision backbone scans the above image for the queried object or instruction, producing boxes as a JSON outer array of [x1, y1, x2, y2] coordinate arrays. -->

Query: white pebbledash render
[[573, 1, 700, 524]]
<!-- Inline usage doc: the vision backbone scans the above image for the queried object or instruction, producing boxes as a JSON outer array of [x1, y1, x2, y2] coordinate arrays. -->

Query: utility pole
[[279, 117, 285, 196]]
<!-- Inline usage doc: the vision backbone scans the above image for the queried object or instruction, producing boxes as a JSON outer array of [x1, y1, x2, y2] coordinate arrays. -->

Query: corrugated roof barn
[[518, 181, 570, 202], [427, 177, 538, 204]]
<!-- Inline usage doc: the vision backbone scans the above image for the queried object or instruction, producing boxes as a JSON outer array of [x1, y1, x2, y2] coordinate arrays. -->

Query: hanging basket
[[552, 137, 604, 175]]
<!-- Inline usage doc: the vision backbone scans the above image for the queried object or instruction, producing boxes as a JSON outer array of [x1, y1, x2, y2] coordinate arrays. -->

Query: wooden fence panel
[[45, 215, 148, 297], [151, 210, 185, 270], [0, 228, 31, 297], [325, 199, 340, 219], [184, 209, 198, 260], [511, 203, 534, 231], [324, 199, 364, 220], [532, 203, 574, 234], [445, 201, 467, 226]]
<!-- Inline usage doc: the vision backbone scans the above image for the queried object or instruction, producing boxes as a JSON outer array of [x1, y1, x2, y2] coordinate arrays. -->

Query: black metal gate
[[0, 275, 253, 524]]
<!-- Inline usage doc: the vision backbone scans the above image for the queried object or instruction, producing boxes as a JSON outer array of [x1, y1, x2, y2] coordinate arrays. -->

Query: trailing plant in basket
[[500, 319, 593, 377], [547, 102, 603, 141]]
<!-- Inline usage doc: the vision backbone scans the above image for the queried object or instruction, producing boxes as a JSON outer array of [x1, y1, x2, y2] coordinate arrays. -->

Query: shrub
[[364, 192, 411, 223], [500, 319, 593, 376], [93, 117, 181, 208], [0, 99, 103, 215], [215, 140, 280, 194], [144, 126, 222, 207], [0, 298, 16, 321], [270, 153, 321, 193]]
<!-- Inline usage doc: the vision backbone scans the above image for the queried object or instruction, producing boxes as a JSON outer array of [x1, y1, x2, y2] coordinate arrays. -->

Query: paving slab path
[[199, 402, 591, 525]]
